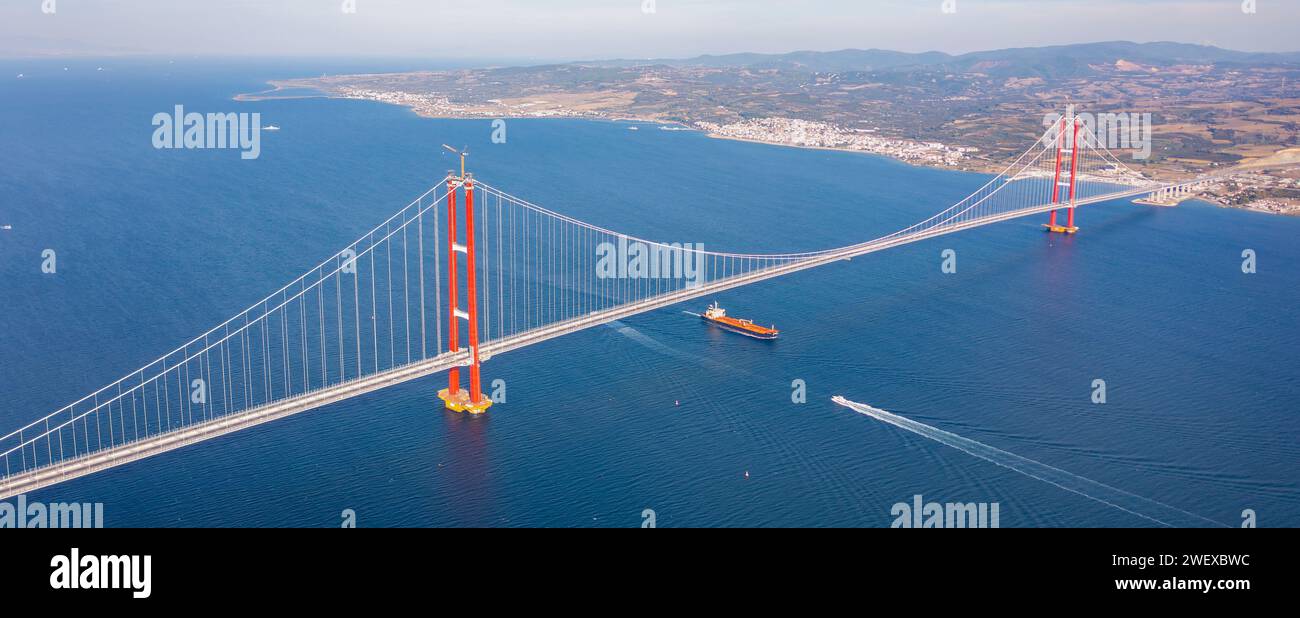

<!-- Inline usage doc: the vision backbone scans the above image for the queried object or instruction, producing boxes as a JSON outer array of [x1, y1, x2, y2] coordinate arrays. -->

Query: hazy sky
[[3, 0, 1297, 61]]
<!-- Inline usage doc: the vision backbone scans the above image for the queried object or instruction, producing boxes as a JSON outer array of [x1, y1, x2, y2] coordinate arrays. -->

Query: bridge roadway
[[0, 183, 1171, 499]]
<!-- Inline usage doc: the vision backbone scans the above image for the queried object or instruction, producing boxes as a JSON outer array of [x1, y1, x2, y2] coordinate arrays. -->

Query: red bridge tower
[[437, 149, 493, 414], [1044, 113, 1081, 235]]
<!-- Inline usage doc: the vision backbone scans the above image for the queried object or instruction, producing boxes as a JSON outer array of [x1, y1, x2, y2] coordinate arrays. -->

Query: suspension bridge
[[0, 113, 1266, 498]]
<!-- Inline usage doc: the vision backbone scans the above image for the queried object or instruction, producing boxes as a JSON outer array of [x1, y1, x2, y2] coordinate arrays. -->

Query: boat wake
[[831, 395, 1229, 528], [607, 320, 758, 375], [607, 321, 693, 361]]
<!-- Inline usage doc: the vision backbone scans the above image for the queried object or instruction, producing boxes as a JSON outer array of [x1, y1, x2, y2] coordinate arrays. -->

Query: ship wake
[[831, 396, 1228, 528]]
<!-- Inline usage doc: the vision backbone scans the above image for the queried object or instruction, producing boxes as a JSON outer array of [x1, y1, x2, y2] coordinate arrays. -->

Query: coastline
[[235, 85, 998, 176], [698, 132, 1004, 175], [233, 82, 329, 102], [235, 84, 1300, 217]]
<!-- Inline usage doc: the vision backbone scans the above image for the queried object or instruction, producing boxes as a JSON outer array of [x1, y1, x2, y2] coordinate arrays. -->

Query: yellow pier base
[[437, 388, 494, 414], [1042, 224, 1079, 234]]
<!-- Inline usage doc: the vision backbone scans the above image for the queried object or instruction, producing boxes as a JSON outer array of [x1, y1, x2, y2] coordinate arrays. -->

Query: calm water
[[1, 59, 1297, 527]]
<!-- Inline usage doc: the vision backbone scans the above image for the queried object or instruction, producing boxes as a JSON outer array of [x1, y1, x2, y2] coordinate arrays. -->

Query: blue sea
[[1, 58, 1296, 527]]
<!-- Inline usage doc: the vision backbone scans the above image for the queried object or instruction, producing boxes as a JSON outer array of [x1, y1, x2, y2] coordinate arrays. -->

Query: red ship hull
[[701, 314, 779, 340]]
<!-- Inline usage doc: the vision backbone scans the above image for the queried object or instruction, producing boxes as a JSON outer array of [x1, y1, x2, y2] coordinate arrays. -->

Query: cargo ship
[[700, 301, 778, 340]]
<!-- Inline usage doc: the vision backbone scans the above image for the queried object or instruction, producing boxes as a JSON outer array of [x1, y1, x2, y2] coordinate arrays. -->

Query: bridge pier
[[1136, 180, 1203, 207]]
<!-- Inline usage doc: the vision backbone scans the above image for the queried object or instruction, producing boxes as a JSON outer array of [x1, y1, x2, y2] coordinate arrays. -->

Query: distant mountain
[[581, 48, 949, 72], [940, 41, 1300, 78], [583, 41, 1300, 77], [626, 48, 951, 72]]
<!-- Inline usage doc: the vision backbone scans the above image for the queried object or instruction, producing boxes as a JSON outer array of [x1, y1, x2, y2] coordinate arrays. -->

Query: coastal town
[[1199, 171, 1300, 216], [334, 87, 978, 168], [695, 118, 978, 168]]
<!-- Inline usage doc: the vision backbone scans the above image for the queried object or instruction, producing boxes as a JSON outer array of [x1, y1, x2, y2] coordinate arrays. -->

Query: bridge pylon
[[1044, 113, 1081, 235], [437, 170, 493, 414]]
